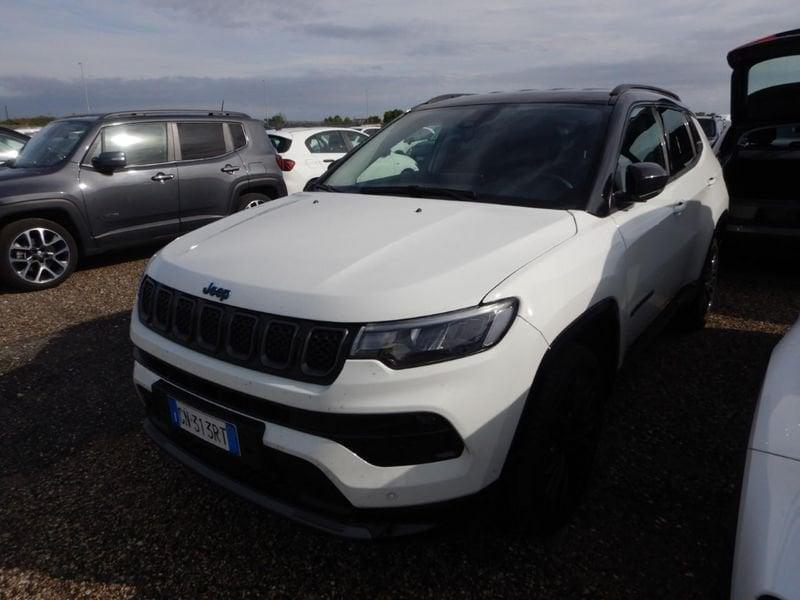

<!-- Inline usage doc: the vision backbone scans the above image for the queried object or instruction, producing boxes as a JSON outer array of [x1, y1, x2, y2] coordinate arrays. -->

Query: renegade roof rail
[[102, 109, 250, 118], [609, 84, 681, 102]]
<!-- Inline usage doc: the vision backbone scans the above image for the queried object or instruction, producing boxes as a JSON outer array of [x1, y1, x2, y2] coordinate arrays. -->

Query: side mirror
[[92, 151, 127, 173], [625, 162, 668, 201]]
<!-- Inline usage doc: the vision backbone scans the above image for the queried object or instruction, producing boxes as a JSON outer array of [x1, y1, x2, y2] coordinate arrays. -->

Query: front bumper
[[731, 449, 800, 599], [131, 312, 548, 532]]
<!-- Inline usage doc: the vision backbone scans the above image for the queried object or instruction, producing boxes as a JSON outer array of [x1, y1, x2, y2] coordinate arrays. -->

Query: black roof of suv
[[0, 109, 286, 291]]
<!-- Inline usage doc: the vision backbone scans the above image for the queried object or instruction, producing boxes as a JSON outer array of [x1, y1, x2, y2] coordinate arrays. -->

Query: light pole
[[78, 62, 90, 113], [262, 79, 268, 123]]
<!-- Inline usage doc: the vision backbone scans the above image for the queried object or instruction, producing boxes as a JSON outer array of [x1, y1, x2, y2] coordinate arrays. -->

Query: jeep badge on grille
[[202, 282, 231, 301]]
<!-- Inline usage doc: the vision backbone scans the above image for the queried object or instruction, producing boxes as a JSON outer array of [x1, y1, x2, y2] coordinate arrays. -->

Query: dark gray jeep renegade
[[0, 110, 286, 290]]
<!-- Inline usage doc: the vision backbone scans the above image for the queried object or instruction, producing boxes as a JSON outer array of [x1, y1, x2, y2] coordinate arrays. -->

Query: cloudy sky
[[1, 0, 797, 120]]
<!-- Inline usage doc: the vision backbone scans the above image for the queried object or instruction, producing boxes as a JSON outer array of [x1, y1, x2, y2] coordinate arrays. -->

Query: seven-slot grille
[[137, 277, 353, 384]]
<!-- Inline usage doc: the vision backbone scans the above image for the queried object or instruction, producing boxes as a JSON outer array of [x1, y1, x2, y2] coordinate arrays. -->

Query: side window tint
[[230, 123, 247, 149], [90, 122, 168, 166], [342, 131, 367, 148], [178, 123, 226, 160], [616, 106, 666, 192], [306, 131, 348, 154], [659, 108, 695, 173]]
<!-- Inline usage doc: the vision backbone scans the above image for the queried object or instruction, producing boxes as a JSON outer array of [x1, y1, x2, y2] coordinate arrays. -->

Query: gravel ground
[[1, 238, 798, 599]]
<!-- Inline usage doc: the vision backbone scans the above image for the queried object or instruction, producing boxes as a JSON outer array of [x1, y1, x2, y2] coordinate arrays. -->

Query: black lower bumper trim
[[143, 419, 436, 540]]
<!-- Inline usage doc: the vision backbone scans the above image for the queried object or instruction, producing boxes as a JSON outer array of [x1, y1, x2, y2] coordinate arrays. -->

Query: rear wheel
[[0, 218, 78, 291], [503, 343, 607, 535], [236, 192, 271, 211], [672, 237, 719, 331]]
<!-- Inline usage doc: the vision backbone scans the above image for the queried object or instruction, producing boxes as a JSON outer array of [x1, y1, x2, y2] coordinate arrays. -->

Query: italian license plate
[[167, 397, 240, 455]]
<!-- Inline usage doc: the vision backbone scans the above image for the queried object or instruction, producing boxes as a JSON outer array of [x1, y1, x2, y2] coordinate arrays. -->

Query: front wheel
[[502, 343, 607, 535], [0, 218, 78, 291]]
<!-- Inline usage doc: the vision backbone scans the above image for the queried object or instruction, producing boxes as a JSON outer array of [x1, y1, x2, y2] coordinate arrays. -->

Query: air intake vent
[[136, 277, 355, 384]]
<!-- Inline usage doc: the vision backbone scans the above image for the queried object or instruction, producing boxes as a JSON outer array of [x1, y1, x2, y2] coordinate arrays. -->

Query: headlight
[[350, 299, 518, 368]]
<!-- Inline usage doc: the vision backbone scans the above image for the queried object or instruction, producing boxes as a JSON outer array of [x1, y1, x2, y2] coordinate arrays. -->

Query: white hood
[[149, 193, 576, 322]]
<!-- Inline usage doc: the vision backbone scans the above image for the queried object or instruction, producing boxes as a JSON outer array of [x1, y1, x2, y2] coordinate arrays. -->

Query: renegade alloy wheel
[[0, 218, 78, 291], [237, 192, 271, 211]]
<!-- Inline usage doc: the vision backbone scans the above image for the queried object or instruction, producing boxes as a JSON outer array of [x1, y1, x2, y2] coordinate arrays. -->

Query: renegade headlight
[[350, 299, 518, 368]]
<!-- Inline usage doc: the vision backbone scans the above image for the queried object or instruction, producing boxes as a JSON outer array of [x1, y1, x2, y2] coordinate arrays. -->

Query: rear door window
[[306, 131, 348, 153], [88, 122, 168, 166], [178, 123, 227, 160], [342, 130, 368, 149], [658, 108, 695, 174]]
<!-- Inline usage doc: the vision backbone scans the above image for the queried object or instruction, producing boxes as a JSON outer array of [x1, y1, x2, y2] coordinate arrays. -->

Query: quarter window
[[615, 106, 666, 192], [658, 108, 695, 174], [88, 122, 168, 166], [178, 123, 226, 160], [229, 123, 247, 149], [306, 131, 348, 154]]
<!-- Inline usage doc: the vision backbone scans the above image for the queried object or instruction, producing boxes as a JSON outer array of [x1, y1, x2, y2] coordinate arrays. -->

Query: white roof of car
[[266, 127, 365, 138]]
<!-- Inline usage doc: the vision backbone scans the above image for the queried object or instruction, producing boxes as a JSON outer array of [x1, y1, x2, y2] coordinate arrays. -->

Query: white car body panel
[[149, 193, 577, 322], [732, 318, 800, 600]]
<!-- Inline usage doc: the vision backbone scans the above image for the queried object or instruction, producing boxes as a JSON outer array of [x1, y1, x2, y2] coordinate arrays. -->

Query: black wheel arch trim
[[500, 298, 621, 473], [229, 175, 287, 212], [0, 197, 95, 253]]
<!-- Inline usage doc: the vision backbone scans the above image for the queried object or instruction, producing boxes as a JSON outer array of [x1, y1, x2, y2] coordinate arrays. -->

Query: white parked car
[[131, 86, 728, 538], [732, 316, 800, 599], [267, 127, 368, 194]]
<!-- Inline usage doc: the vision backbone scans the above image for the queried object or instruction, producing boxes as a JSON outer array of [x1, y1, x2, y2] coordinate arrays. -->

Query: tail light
[[276, 156, 295, 171]]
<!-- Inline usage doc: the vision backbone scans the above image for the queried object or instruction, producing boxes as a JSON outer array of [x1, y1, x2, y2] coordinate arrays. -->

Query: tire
[[672, 237, 719, 332], [0, 218, 78, 291], [236, 193, 271, 211], [502, 343, 607, 536]]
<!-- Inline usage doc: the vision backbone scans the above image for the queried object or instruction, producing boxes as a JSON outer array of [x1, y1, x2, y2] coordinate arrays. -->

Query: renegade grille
[[137, 277, 355, 384]]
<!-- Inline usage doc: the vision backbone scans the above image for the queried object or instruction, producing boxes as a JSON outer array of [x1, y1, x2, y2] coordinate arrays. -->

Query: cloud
[[2, 0, 800, 117]]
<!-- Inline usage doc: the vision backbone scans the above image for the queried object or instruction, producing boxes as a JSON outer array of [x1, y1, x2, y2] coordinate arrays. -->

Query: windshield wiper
[[357, 185, 478, 202], [307, 181, 341, 192]]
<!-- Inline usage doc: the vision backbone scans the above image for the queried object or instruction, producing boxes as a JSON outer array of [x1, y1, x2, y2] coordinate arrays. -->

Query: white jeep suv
[[131, 86, 728, 538]]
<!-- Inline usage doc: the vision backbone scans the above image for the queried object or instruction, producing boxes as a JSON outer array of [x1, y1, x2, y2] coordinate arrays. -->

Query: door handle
[[221, 164, 240, 174], [151, 172, 174, 182], [672, 200, 688, 214], [707, 176, 717, 187], [323, 159, 335, 163]]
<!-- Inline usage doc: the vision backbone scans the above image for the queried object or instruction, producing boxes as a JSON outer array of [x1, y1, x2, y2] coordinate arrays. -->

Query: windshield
[[13, 120, 93, 168], [324, 103, 610, 209]]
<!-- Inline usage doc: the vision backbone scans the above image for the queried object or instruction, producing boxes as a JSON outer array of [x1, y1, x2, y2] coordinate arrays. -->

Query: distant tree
[[265, 113, 287, 129], [383, 109, 405, 124], [0, 115, 55, 128], [365, 115, 381, 124], [323, 115, 344, 125]]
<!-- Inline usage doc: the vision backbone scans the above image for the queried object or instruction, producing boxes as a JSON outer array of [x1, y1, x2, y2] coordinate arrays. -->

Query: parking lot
[[0, 238, 797, 599]]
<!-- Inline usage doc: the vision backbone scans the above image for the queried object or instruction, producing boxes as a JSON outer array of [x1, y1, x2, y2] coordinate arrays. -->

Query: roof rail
[[102, 109, 250, 119], [609, 84, 681, 102], [413, 93, 473, 109]]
